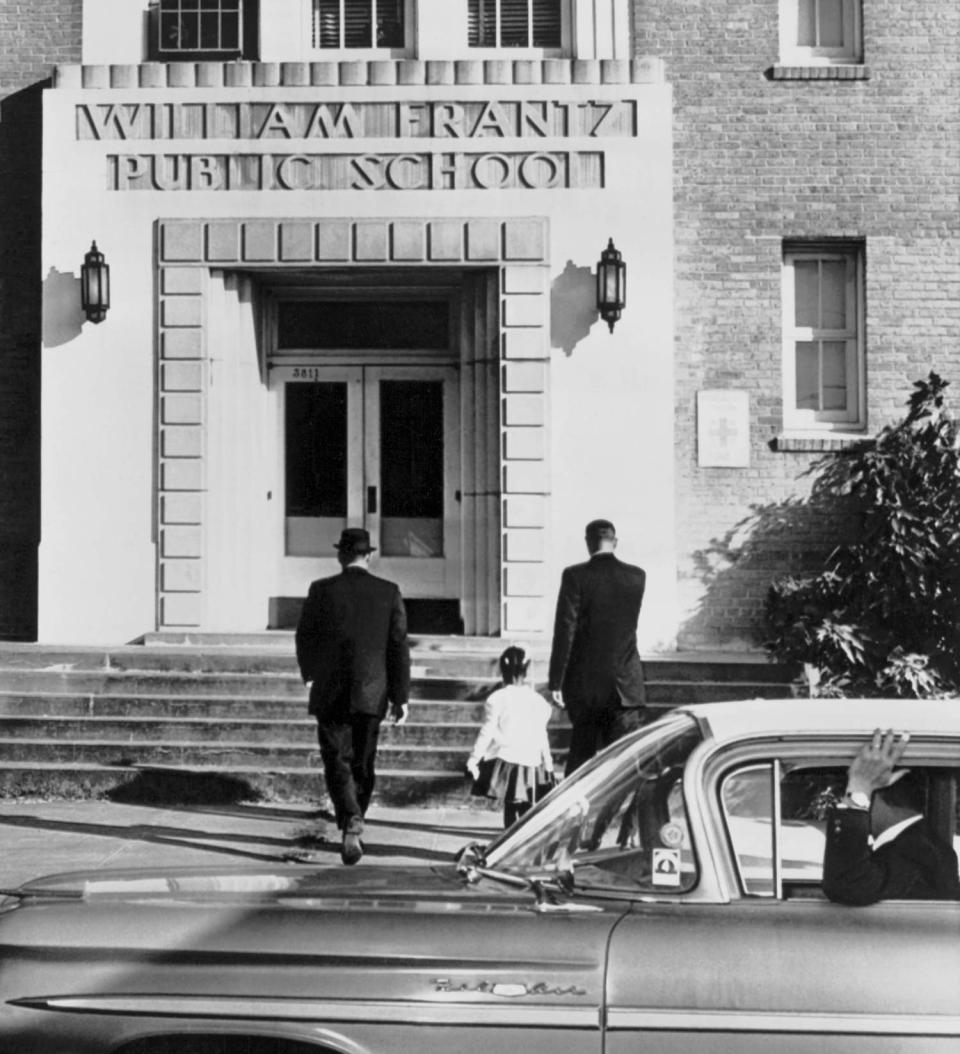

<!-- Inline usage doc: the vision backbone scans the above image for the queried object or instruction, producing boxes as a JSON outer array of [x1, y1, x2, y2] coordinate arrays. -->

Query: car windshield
[[483, 713, 704, 893]]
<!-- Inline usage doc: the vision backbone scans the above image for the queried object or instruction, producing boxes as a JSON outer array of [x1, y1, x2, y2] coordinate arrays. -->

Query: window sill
[[767, 64, 870, 81], [770, 433, 869, 452]]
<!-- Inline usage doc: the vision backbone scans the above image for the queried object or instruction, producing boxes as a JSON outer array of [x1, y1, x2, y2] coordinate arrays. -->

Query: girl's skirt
[[471, 758, 556, 804]]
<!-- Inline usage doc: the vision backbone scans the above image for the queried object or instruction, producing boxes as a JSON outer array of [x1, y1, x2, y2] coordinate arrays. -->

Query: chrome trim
[[14, 995, 600, 1028], [607, 1008, 960, 1036]]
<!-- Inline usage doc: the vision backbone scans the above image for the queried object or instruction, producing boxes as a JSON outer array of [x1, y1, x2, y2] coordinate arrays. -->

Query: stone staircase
[[0, 636, 797, 804]]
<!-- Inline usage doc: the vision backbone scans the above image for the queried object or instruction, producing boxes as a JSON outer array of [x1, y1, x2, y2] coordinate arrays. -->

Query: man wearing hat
[[548, 519, 648, 776], [295, 527, 410, 865]]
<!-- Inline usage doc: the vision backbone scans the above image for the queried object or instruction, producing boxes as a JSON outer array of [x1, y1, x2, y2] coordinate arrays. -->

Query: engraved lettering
[[590, 102, 615, 136], [152, 155, 188, 191], [79, 103, 142, 140], [349, 154, 385, 189], [432, 103, 465, 138], [471, 153, 512, 189], [386, 154, 426, 190], [519, 101, 550, 138], [190, 155, 223, 189], [275, 154, 313, 190], [519, 152, 562, 188], [106, 150, 601, 191], [111, 154, 147, 189], [471, 101, 512, 138], [258, 103, 295, 139], [430, 152, 466, 190], [397, 102, 427, 137], [305, 103, 362, 139]]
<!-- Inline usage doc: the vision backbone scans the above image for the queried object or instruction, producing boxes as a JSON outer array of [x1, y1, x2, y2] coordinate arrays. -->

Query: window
[[468, 0, 564, 51], [156, 0, 244, 56], [485, 714, 703, 895], [782, 244, 864, 431], [152, 0, 258, 58], [780, 0, 862, 64], [722, 760, 960, 899], [312, 0, 406, 49]]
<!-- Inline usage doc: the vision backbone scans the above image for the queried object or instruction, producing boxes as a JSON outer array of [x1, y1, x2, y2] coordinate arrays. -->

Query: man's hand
[[465, 758, 480, 781], [551, 689, 565, 709], [391, 703, 408, 726], [846, 728, 910, 797]]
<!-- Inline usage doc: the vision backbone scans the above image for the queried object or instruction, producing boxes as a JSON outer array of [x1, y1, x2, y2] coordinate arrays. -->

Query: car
[[1, 697, 959, 1054]]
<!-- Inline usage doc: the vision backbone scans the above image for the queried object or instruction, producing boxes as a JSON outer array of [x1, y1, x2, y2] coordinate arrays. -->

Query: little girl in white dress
[[466, 646, 556, 827]]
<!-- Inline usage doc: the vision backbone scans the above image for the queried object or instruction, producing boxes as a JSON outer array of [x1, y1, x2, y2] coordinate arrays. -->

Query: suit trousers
[[315, 709, 383, 832], [564, 700, 643, 777]]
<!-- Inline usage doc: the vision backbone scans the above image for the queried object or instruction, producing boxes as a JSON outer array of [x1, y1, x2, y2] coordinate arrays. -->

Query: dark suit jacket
[[295, 567, 410, 720], [822, 808, 960, 905], [548, 552, 647, 716]]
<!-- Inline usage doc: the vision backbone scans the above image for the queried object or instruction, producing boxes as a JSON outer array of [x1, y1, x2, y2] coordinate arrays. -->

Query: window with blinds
[[468, 0, 563, 49], [312, 0, 405, 49], [157, 0, 244, 55]]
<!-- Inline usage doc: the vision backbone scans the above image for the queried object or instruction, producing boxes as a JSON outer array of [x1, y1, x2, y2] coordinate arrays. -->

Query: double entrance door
[[275, 363, 461, 605]]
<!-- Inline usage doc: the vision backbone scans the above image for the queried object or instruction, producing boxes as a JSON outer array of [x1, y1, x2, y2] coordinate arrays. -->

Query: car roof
[[677, 697, 960, 745]]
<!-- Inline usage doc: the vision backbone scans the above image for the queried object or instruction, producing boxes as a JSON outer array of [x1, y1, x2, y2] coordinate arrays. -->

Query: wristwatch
[[841, 790, 870, 810]]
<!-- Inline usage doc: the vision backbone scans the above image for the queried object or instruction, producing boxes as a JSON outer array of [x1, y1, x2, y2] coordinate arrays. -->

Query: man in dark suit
[[548, 519, 648, 777], [295, 527, 410, 865], [823, 728, 960, 904]]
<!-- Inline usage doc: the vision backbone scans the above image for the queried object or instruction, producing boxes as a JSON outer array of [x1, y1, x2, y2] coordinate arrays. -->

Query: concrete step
[[0, 640, 796, 803], [0, 736, 542, 771], [0, 715, 567, 749], [0, 691, 506, 723], [0, 640, 793, 683], [0, 761, 471, 805]]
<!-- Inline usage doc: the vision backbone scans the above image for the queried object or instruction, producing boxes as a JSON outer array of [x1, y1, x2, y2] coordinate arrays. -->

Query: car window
[[721, 760, 960, 899], [485, 714, 703, 894]]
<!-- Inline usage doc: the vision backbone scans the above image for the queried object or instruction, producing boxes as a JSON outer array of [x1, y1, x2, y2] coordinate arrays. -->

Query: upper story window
[[153, 0, 257, 58], [782, 243, 865, 432], [468, 0, 563, 49], [467, 0, 564, 55], [780, 0, 862, 64], [312, 0, 406, 49]]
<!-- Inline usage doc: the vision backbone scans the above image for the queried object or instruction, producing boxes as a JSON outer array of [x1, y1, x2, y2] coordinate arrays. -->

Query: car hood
[[0, 863, 626, 1023]]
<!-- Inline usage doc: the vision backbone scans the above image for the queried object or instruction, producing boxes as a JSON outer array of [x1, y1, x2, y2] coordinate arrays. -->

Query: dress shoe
[[341, 831, 363, 866]]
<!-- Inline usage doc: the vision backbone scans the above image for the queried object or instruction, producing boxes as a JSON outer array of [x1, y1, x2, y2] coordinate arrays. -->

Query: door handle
[[367, 486, 378, 514]]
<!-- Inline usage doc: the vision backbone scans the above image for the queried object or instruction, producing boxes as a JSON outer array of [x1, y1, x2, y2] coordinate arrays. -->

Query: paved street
[[0, 799, 502, 890]]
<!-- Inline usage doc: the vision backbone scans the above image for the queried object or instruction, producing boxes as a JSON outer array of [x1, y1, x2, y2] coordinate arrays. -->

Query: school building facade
[[1, 1, 958, 649]]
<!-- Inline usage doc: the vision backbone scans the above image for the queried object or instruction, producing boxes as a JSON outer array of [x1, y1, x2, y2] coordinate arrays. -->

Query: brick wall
[[0, 0, 82, 639], [634, 1, 960, 648]]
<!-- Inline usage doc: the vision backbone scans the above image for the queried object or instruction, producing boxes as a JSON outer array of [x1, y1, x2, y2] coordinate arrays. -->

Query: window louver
[[312, 0, 404, 48], [532, 0, 561, 46], [467, 0, 561, 48]]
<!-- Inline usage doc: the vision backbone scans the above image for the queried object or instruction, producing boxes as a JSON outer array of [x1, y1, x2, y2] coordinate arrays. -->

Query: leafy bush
[[765, 372, 960, 698]]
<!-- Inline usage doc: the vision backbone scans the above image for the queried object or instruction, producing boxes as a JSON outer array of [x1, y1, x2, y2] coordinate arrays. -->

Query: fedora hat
[[334, 527, 376, 554]]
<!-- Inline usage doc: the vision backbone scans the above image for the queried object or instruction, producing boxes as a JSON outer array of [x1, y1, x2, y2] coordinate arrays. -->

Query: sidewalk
[[0, 799, 502, 889]]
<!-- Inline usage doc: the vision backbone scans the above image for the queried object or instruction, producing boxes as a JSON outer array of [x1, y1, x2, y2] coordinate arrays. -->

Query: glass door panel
[[364, 365, 460, 599], [281, 368, 363, 562], [379, 379, 444, 558]]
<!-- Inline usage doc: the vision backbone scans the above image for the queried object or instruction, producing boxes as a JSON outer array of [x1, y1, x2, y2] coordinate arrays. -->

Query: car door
[[604, 744, 960, 1052]]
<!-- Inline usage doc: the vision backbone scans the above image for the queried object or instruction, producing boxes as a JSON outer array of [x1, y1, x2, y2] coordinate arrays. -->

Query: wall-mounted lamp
[[596, 238, 626, 333], [80, 241, 110, 324]]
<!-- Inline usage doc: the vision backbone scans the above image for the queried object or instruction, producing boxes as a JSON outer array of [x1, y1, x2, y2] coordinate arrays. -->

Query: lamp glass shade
[[81, 242, 110, 323], [596, 238, 626, 331]]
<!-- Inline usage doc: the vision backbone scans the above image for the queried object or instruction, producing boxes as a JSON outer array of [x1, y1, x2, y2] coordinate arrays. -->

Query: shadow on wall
[[42, 268, 84, 347], [550, 260, 598, 355], [0, 82, 46, 641], [677, 494, 852, 651]]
